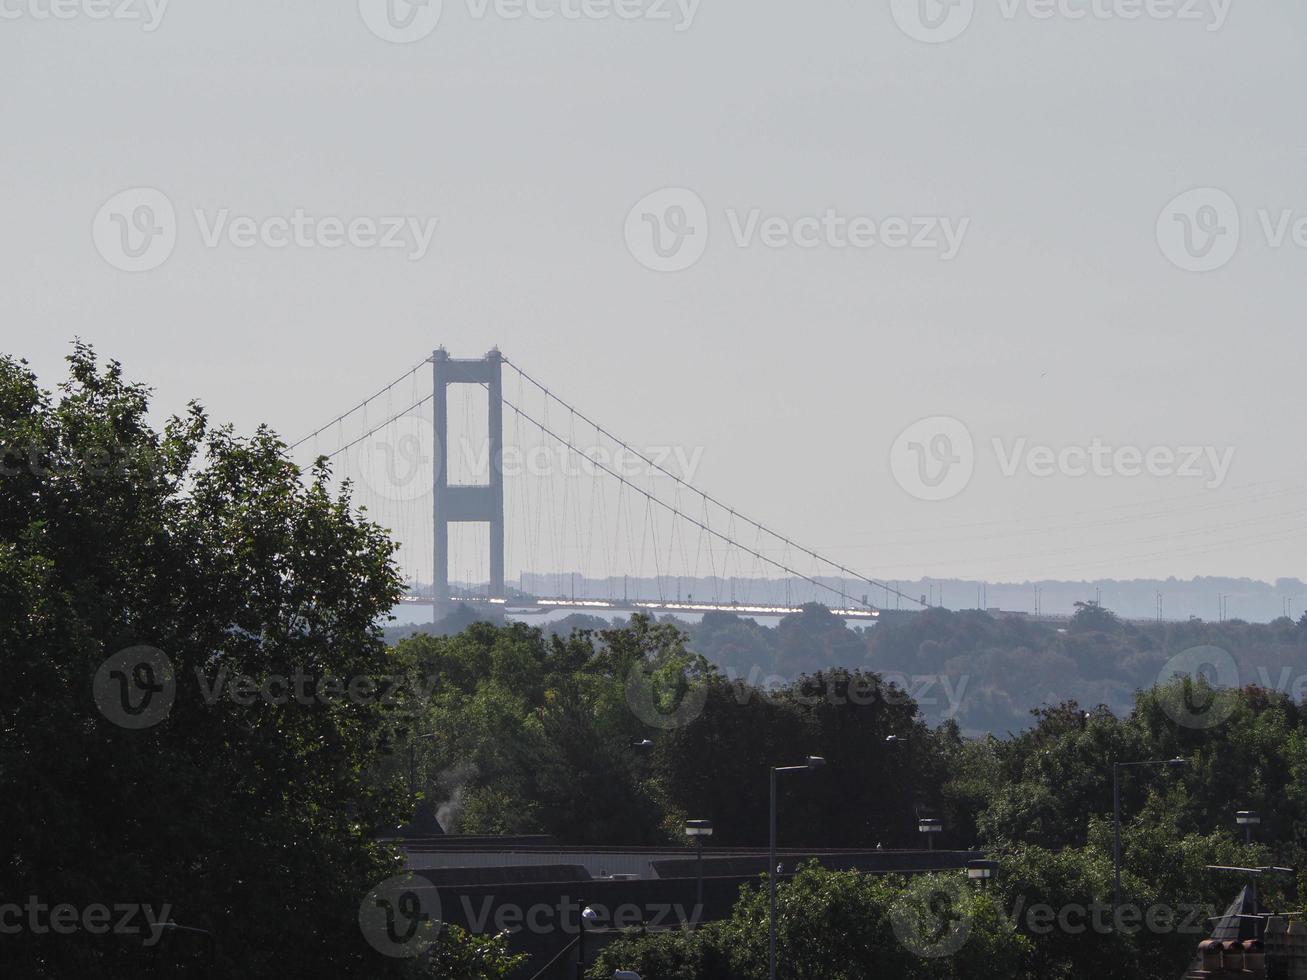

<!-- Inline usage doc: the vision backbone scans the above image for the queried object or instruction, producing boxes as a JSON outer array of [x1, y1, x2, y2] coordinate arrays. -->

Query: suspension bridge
[[288, 348, 927, 622]]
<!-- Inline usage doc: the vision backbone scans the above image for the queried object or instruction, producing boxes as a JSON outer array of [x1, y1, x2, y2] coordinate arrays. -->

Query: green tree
[[0, 346, 443, 977], [589, 863, 1032, 980]]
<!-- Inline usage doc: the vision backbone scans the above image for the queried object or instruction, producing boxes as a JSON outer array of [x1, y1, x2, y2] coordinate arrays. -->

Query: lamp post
[[685, 819, 713, 912], [1113, 758, 1187, 914], [577, 905, 597, 979], [770, 756, 825, 980], [918, 818, 943, 851], [966, 860, 999, 890], [1237, 810, 1261, 845]]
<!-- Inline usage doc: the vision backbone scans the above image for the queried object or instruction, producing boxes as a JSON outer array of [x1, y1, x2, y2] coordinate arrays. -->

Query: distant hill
[[392, 601, 1307, 738]]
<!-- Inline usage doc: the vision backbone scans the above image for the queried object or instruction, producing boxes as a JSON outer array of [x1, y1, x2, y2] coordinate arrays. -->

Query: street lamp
[[769, 756, 825, 980], [685, 819, 713, 912], [577, 905, 598, 979], [1237, 810, 1262, 844], [966, 860, 999, 889], [918, 818, 943, 851], [1113, 757, 1187, 913]]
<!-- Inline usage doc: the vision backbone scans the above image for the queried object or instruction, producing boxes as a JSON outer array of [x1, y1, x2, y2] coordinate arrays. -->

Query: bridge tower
[[432, 347, 504, 602]]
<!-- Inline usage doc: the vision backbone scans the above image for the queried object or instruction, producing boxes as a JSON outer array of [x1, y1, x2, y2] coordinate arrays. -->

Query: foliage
[[0, 347, 447, 977], [590, 863, 1032, 980]]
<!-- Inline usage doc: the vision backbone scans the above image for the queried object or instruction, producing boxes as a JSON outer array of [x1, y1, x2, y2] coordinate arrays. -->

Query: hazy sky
[[4, 0, 1305, 587]]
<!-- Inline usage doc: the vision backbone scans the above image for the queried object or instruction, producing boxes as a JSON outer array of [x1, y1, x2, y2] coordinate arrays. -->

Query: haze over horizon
[[5, 1, 1305, 586]]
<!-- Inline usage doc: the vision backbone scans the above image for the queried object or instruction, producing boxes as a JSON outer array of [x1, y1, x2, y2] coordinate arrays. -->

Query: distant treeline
[[390, 602, 1307, 735]]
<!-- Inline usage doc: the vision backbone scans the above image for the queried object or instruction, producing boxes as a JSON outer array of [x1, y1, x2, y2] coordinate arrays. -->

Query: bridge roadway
[[400, 594, 1200, 628], [399, 593, 880, 620]]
